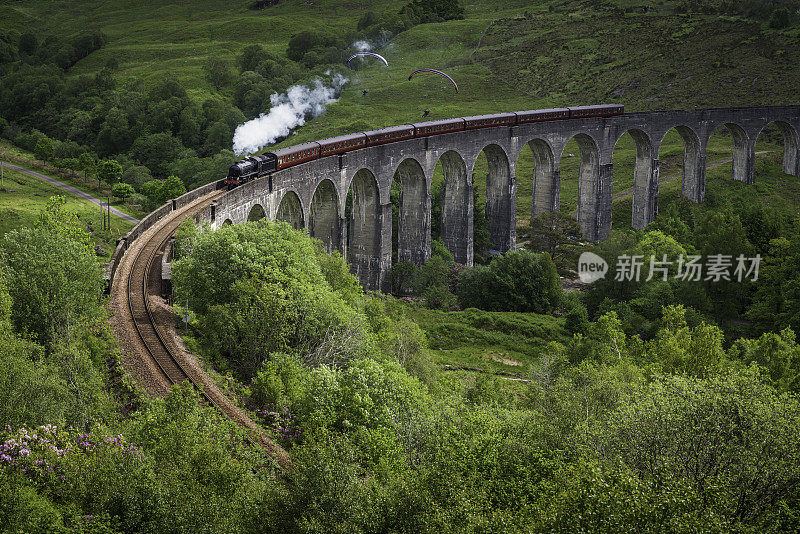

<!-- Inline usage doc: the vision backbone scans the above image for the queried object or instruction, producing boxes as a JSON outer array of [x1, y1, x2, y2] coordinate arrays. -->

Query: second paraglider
[[346, 52, 389, 68], [407, 69, 459, 93]]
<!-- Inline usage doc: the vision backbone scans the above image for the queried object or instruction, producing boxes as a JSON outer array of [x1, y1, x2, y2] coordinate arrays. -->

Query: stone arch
[[711, 122, 752, 184], [309, 179, 341, 254], [475, 144, 515, 252], [247, 203, 266, 222], [392, 158, 429, 265], [222, 218, 232, 226], [347, 168, 382, 288], [613, 129, 657, 229], [438, 150, 472, 265], [526, 138, 558, 219], [755, 120, 800, 177], [659, 126, 704, 203], [276, 190, 304, 230], [560, 133, 604, 241]]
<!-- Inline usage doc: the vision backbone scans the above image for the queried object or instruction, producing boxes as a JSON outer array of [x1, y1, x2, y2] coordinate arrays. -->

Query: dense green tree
[[0, 227, 102, 346], [529, 209, 581, 265], [129, 132, 185, 176], [172, 220, 372, 377], [598, 370, 800, 524], [177, 103, 205, 148], [122, 164, 151, 187], [457, 250, 562, 313], [18, 32, 37, 55], [112, 182, 134, 202], [95, 106, 132, 156], [203, 56, 235, 89], [160, 174, 186, 202], [97, 158, 122, 185], [286, 31, 338, 62], [730, 327, 800, 391], [747, 233, 800, 335], [78, 151, 97, 179], [33, 137, 54, 162], [237, 44, 273, 73]]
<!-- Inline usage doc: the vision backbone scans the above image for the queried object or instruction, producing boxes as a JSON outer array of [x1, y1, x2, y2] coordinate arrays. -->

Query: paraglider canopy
[[346, 52, 389, 67], [408, 69, 459, 93]]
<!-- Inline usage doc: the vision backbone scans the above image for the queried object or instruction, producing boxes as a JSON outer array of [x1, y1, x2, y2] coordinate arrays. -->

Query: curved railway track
[[126, 198, 212, 395], [119, 193, 291, 470]]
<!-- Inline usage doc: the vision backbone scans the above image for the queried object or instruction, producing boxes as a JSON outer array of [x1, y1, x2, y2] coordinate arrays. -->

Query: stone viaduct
[[199, 106, 800, 291]]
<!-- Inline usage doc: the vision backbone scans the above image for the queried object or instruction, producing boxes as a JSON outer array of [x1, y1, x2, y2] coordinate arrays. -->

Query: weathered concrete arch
[[222, 218, 232, 226], [614, 129, 658, 229], [660, 126, 705, 203], [476, 144, 515, 252], [347, 168, 389, 289], [393, 158, 430, 265], [276, 190, 304, 230], [711, 122, 752, 183], [526, 138, 558, 220], [755, 121, 800, 177], [247, 203, 266, 222], [438, 150, 472, 265], [309, 179, 342, 254], [561, 134, 606, 241]]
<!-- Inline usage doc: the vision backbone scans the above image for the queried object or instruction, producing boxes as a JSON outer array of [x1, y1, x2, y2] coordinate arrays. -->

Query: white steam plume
[[352, 40, 371, 52], [232, 73, 348, 155]]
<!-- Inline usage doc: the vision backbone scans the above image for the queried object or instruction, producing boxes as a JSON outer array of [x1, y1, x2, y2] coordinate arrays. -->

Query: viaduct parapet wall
[[163, 106, 800, 292]]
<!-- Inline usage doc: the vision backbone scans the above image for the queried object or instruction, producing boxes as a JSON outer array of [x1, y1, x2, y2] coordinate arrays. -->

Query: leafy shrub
[[0, 226, 102, 346], [457, 250, 563, 313], [399, 0, 465, 24], [172, 221, 373, 377], [565, 303, 590, 335], [423, 284, 458, 310], [286, 31, 339, 62], [250, 352, 310, 409]]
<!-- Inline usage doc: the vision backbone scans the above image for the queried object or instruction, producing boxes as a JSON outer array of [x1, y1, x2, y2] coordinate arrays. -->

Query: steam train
[[225, 104, 624, 188]]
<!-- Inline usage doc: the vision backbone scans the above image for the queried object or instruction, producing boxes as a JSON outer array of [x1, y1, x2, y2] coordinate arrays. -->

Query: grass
[[2, 0, 797, 122], [0, 165, 135, 262], [0, 141, 148, 221], [389, 300, 569, 375]]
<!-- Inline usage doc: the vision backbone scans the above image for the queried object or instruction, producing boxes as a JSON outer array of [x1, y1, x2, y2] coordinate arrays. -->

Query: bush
[[390, 261, 419, 296], [286, 30, 339, 62], [0, 226, 103, 346], [250, 352, 310, 409], [33, 137, 55, 162], [565, 303, 590, 335], [457, 250, 563, 313], [172, 221, 372, 377], [423, 283, 458, 310], [400, 0, 465, 24]]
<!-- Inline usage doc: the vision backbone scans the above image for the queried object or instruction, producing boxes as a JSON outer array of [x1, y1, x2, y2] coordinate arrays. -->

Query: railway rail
[[125, 196, 213, 395], [118, 192, 291, 470]]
